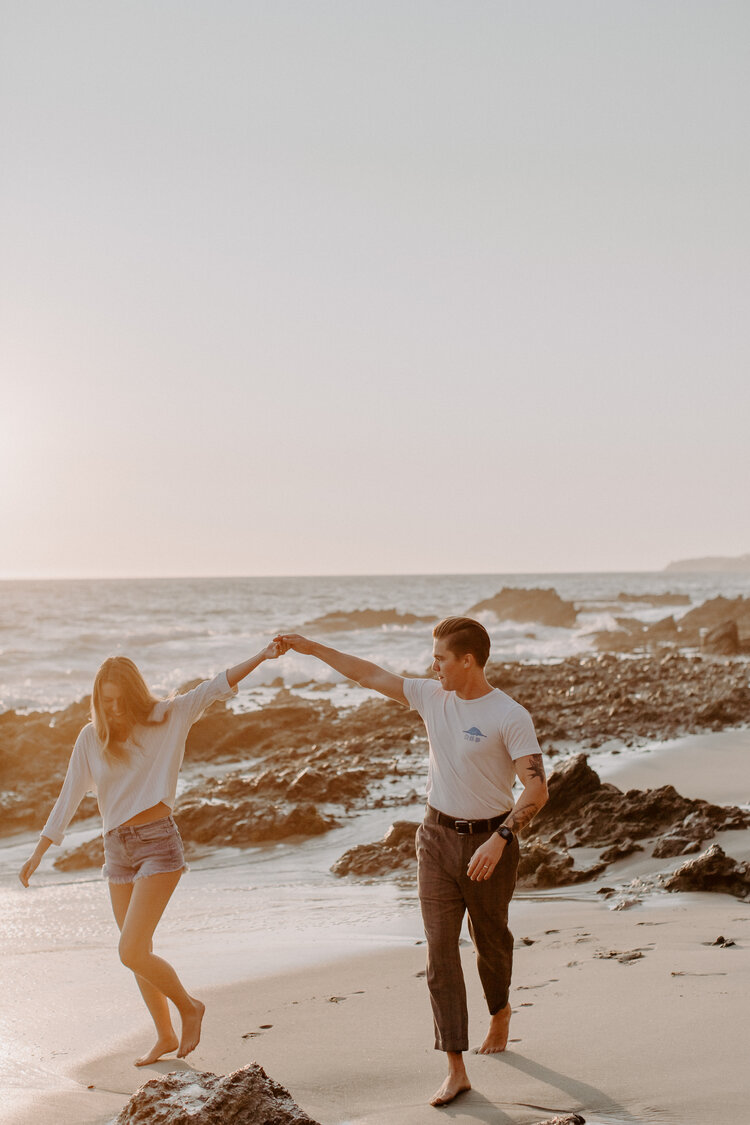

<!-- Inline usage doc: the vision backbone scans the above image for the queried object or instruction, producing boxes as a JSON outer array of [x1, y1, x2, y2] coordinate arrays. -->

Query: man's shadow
[[486, 1050, 646, 1124]]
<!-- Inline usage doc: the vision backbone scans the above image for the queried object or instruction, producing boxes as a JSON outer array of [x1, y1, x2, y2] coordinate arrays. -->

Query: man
[[277, 616, 548, 1107]]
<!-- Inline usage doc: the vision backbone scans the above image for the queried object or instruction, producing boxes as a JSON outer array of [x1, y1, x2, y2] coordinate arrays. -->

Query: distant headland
[[664, 553, 750, 573]]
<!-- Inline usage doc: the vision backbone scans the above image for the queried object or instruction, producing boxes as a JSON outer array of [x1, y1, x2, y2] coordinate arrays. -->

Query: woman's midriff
[[119, 801, 171, 827]]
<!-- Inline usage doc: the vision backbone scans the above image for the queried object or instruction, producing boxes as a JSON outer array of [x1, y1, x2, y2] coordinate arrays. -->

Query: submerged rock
[[303, 607, 436, 631], [112, 1063, 321, 1124], [664, 844, 750, 899], [467, 586, 577, 628]]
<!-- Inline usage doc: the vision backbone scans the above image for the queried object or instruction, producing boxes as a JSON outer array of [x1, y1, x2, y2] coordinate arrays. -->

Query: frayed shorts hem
[[103, 861, 189, 885]]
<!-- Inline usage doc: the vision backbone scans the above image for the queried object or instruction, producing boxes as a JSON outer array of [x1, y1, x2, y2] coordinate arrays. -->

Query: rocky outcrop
[[616, 592, 690, 606], [175, 778, 339, 847], [527, 754, 750, 851], [303, 608, 436, 631], [702, 621, 740, 656], [467, 587, 578, 628], [53, 837, 104, 871], [517, 842, 607, 888], [331, 821, 419, 877], [486, 652, 750, 749], [112, 1063, 321, 1124], [664, 844, 750, 899]]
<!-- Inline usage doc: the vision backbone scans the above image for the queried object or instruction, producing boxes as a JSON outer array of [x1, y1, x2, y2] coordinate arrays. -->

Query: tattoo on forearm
[[524, 754, 546, 784], [506, 801, 541, 833]]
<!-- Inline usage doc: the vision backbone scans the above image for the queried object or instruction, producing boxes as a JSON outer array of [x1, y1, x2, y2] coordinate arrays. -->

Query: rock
[[652, 835, 699, 858], [702, 621, 740, 656], [517, 842, 607, 888], [467, 587, 578, 628], [599, 839, 643, 863], [286, 765, 369, 802], [664, 844, 750, 899], [616, 592, 690, 606], [111, 1063, 321, 1124], [527, 756, 750, 850], [175, 782, 339, 847], [530, 1115, 586, 1125], [331, 820, 420, 878], [523, 754, 603, 835], [303, 608, 436, 631], [53, 836, 104, 871]]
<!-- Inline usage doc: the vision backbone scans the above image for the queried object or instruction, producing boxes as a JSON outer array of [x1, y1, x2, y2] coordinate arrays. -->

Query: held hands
[[261, 639, 284, 661], [273, 633, 315, 656], [466, 834, 506, 882]]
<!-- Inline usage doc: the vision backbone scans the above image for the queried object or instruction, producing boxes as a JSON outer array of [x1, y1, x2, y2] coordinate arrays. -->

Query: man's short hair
[[433, 617, 491, 668]]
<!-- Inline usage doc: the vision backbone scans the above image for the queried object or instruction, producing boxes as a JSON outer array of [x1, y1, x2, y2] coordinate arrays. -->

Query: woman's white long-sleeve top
[[41, 672, 237, 845]]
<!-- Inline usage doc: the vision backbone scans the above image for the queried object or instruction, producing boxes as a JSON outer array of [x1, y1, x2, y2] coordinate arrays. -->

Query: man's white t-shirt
[[403, 677, 541, 820]]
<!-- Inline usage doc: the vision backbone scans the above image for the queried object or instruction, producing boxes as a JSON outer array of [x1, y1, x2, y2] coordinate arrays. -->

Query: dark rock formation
[[112, 1063, 321, 1124], [303, 608, 436, 631], [527, 754, 750, 850], [467, 587, 578, 628], [664, 844, 750, 899], [332, 820, 419, 878], [486, 652, 750, 748], [702, 621, 740, 656], [53, 836, 104, 871], [531, 1116, 585, 1125], [616, 592, 690, 606], [517, 842, 607, 888], [176, 779, 339, 847]]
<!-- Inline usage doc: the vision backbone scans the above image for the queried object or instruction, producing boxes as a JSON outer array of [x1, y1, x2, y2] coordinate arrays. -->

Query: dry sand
[[5, 729, 750, 1125]]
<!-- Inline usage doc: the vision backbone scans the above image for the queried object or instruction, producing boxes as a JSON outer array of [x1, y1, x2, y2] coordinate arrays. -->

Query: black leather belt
[[426, 804, 510, 835]]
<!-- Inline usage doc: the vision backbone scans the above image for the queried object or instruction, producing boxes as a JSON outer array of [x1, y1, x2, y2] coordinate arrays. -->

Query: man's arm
[[504, 752, 549, 835], [466, 752, 548, 882], [277, 634, 407, 705]]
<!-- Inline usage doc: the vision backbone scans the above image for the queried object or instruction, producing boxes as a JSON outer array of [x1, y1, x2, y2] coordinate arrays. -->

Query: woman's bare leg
[[109, 881, 179, 1065], [113, 871, 204, 1059]]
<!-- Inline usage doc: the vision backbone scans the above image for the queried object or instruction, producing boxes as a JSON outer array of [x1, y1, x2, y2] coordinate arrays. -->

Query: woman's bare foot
[[134, 1032, 179, 1067], [475, 1001, 511, 1054], [177, 998, 205, 1058]]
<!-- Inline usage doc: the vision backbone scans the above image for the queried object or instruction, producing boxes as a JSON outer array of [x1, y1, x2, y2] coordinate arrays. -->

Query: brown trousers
[[416, 812, 519, 1053]]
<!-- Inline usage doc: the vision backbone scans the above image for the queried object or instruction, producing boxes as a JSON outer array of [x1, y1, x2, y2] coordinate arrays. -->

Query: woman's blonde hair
[[92, 656, 166, 764]]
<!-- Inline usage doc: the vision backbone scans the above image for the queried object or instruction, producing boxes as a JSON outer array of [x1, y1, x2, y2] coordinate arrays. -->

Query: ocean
[[1, 571, 747, 714]]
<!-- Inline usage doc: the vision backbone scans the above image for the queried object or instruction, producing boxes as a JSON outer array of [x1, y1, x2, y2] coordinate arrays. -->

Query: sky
[[2, 1, 748, 578]]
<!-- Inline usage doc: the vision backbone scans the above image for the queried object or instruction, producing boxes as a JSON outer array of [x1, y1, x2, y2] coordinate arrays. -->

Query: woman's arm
[[19, 836, 53, 887], [226, 639, 283, 689], [275, 634, 407, 704]]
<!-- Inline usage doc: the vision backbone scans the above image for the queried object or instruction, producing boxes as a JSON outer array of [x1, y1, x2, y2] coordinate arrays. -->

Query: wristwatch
[[495, 825, 514, 845]]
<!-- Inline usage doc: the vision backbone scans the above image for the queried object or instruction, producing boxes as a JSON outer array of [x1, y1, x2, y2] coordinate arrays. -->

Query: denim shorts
[[102, 815, 187, 884]]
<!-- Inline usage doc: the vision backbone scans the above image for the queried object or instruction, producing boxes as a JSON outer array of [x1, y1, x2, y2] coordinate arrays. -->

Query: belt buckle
[[454, 819, 471, 835]]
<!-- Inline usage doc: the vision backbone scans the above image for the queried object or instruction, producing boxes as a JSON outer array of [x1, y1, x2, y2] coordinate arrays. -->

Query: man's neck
[[454, 674, 493, 701]]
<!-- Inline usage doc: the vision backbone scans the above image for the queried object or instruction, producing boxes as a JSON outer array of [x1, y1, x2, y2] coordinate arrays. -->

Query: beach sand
[[4, 729, 750, 1125]]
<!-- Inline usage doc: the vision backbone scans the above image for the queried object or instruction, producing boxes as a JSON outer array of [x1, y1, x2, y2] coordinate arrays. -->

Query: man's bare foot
[[430, 1072, 471, 1107], [475, 1001, 511, 1054], [177, 998, 205, 1058], [134, 1032, 179, 1067], [430, 1050, 471, 1107]]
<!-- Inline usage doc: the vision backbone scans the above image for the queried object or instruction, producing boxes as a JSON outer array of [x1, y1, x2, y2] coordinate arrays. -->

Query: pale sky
[[2, 1, 748, 578]]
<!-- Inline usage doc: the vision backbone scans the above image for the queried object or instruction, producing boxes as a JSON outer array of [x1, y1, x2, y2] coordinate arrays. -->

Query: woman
[[19, 641, 281, 1065]]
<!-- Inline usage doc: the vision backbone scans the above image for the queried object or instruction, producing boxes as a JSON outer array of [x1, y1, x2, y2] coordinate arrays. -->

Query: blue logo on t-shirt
[[463, 726, 487, 743]]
